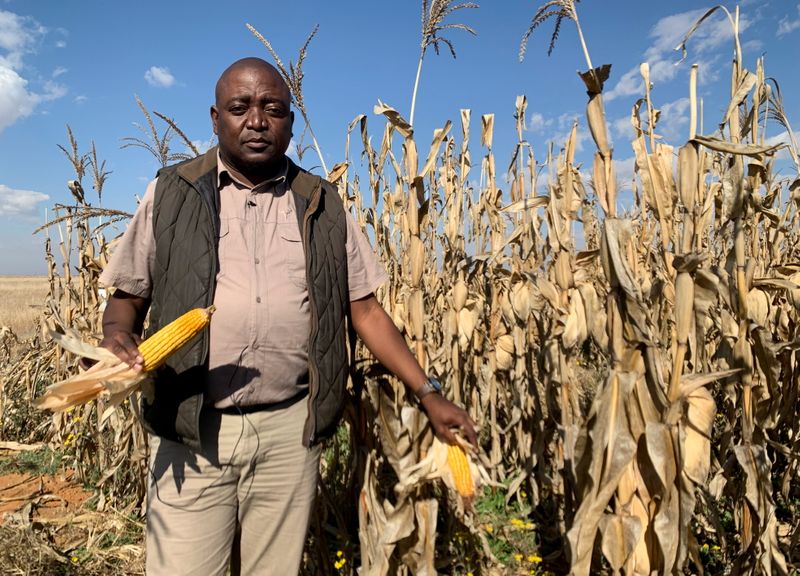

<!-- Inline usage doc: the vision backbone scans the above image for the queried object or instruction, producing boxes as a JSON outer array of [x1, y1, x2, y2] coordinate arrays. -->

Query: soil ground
[[0, 447, 144, 575], [0, 451, 91, 524]]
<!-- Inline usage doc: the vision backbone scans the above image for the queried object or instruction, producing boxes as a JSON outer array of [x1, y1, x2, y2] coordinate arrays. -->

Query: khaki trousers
[[145, 397, 322, 575]]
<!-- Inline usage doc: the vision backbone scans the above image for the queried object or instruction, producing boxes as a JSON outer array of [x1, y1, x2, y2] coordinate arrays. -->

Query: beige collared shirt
[[100, 155, 388, 408]]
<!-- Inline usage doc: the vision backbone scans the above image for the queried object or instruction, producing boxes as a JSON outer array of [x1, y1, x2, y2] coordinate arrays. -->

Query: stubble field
[[0, 276, 49, 339]]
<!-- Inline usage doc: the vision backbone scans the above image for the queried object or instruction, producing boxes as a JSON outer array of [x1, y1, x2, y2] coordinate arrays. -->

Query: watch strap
[[414, 376, 442, 403]]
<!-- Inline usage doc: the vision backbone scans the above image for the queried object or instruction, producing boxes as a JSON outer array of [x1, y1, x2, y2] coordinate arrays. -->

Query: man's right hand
[[98, 290, 150, 371], [100, 331, 145, 372]]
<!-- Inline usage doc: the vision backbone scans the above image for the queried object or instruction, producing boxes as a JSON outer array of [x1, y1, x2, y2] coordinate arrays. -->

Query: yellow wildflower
[[528, 554, 542, 563]]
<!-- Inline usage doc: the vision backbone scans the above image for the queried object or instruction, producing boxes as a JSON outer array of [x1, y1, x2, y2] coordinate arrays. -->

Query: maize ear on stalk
[[447, 443, 475, 498], [394, 434, 483, 506], [34, 306, 215, 412], [428, 436, 482, 502]]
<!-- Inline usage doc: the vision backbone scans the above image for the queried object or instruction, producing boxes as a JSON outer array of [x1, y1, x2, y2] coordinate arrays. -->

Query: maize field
[[0, 3, 798, 575]]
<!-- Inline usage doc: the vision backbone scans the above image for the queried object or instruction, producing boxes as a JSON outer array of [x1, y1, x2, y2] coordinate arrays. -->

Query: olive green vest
[[144, 148, 349, 450]]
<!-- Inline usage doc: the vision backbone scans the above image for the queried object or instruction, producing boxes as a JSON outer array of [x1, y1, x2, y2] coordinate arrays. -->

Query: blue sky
[[1, 0, 798, 274]]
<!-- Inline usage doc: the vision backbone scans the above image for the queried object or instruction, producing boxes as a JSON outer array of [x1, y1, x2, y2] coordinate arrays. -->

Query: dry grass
[[0, 277, 49, 339]]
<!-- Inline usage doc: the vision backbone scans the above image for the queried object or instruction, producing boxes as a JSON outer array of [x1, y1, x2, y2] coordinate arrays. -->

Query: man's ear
[[210, 105, 219, 135]]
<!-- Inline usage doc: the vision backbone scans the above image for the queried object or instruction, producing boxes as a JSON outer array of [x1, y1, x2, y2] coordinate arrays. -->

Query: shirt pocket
[[217, 219, 231, 277], [279, 223, 307, 289]]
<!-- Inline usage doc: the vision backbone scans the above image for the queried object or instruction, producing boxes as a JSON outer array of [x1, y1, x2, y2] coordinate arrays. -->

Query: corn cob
[[138, 306, 215, 371], [34, 306, 216, 412], [446, 443, 474, 497]]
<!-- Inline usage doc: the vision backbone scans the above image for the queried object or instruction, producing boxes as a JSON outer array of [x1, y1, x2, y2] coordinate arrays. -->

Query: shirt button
[[255, 258, 260, 264], [256, 297, 262, 303], [253, 343, 260, 350]]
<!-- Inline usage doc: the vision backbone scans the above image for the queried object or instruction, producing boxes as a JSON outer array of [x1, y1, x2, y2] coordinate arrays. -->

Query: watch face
[[416, 377, 443, 403], [427, 377, 442, 392]]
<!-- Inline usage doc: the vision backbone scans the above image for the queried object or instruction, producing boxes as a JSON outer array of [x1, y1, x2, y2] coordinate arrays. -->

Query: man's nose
[[246, 109, 267, 129]]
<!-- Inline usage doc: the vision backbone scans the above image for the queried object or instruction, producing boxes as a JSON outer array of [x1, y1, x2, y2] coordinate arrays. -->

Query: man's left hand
[[419, 393, 478, 448]]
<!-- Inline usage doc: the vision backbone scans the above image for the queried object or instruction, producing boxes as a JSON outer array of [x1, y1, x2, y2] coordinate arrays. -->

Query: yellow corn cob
[[138, 306, 215, 371], [447, 443, 474, 497]]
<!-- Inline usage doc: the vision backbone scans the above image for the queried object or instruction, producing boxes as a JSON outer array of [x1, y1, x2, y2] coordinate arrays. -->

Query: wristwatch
[[414, 376, 443, 404]]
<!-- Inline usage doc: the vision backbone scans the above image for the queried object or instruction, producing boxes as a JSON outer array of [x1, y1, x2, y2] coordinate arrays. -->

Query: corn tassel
[[447, 443, 475, 497], [139, 306, 215, 371]]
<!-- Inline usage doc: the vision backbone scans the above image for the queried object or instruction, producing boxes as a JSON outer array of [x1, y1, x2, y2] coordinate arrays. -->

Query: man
[[98, 57, 477, 575]]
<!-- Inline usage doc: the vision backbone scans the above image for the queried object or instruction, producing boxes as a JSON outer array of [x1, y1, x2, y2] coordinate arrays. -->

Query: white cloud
[[742, 39, 765, 53], [657, 97, 691, 142], [765, 130, 798, 147], [0, 65, 35, 131], [41, 79, 66, 100], [778, 5, 800, 36], [0, 184, 49, 217], [673, 10, 751, 54], [606, 59, 689, 102], [609, 98, 691, 146], [763, 130, 799, 162], [53, 26, 68, 49], [0, 10, 66, 133], [0, 9, 45, 68], [524, 112, 591, 153], [615, 156, 636, 180], [606, 8, 749, 102], [189, 137, 215, 154], [644, 9, 708, 57], [73, 94, 87, 103], [611, 114, 635, 143], [548, 113, 590, 153], [144, 65, 175, 88], [606, 67, 643, 102], [52, 66, 67, 78], [526, 111, 551, 133]]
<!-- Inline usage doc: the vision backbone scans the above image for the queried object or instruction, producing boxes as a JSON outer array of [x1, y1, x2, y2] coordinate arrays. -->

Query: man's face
[[211, 63, 293, 183]]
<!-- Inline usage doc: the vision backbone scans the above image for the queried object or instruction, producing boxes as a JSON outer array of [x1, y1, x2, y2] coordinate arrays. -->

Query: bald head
[[211, 57, 294, 186], [215, 58, 290, 106]]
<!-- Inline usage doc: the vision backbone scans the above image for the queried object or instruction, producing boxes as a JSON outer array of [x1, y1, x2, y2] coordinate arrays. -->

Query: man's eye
[[229, 107, 247, 114]]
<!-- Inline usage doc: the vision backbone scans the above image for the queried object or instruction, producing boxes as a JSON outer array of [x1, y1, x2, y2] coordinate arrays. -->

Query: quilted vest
[[144, 147, 349, 450]]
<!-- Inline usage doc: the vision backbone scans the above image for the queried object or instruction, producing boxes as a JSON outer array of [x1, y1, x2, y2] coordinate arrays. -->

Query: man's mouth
[[244, 139, 270, 150]]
